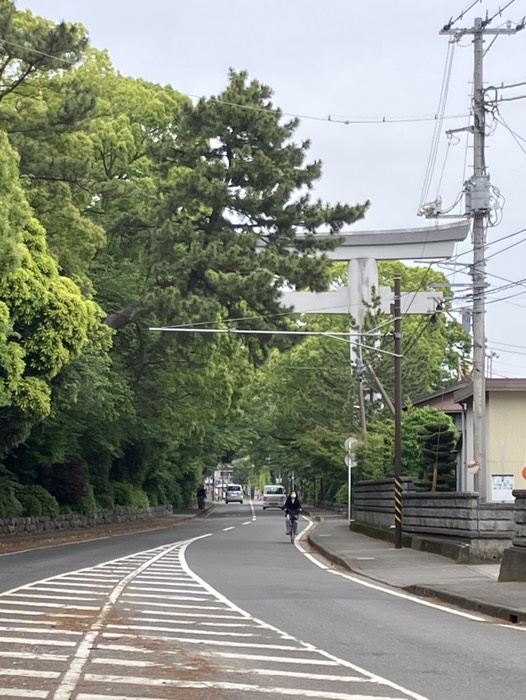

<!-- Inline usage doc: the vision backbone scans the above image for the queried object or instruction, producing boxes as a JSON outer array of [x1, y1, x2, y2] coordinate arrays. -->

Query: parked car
[[225, 484, 244, 504], [262, 484, 286, 510]]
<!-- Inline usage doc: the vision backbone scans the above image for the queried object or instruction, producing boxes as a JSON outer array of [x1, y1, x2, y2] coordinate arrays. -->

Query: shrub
[[39, 456, 89, 506], [78, 485, 99, 516], [0, 480, 23, 518], [95, 492, 115, 511], [112, 482, 150, 509], [334, 483, 348, 505], [16, 485, 60, 518]]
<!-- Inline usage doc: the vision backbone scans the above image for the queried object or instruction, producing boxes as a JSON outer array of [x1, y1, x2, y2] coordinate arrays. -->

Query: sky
[[15, 0, 526, 377]]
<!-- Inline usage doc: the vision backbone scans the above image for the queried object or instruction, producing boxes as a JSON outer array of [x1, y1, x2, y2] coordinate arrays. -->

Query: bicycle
[[287, 511, 299, 544]]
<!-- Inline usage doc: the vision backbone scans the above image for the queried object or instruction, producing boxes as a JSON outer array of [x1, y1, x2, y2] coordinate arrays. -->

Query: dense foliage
[[0, 2, 380, 516], [0, 3, 469, 517]]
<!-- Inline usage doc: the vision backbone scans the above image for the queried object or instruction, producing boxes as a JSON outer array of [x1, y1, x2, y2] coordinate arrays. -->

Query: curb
[[307, 524, 367, 577], [404, 584, 526, 624], [306, 518, 526, 625]]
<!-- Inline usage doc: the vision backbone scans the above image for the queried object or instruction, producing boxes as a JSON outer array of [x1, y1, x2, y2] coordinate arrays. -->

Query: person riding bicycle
[[282, 491, 302, 535]]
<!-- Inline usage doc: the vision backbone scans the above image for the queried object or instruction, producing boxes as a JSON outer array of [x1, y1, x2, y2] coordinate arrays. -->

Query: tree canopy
[[0, 2, 471, 518]]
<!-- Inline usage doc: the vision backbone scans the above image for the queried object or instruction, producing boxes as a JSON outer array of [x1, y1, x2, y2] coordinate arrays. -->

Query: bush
[[20, 494, 42, 516], [112, 482, 150, 509], [334, 483, 348, 505], [39, 456, 89, 506], [16, 485, 60, 518], [0, 480, 23, 518], [95, 492, 115, 511], [78, 485, 99, 516]]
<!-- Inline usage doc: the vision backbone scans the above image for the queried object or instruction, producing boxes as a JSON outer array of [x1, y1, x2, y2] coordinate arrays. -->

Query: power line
[[419, 41, 457, 208], [442, 1, 484, 31], [188, 92, 468, 128], [0, 38, 470, 128], [149, 325, 401, 357]]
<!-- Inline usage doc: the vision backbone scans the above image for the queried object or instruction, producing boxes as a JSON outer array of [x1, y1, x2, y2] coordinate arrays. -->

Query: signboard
[[491, 474, 514, 502]]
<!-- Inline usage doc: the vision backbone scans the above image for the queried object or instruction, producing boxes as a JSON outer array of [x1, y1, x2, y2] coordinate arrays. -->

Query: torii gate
[[282, 221, 469, 324], [281, 220, 470, 539]]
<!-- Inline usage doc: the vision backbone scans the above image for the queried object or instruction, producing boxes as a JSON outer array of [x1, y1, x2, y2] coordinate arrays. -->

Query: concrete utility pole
[[393, 276, 403, 549], [440, 16, 523, 500]]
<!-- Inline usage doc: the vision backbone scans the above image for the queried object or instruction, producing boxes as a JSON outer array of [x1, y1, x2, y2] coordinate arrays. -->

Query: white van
[[262, 484, 286, 510]]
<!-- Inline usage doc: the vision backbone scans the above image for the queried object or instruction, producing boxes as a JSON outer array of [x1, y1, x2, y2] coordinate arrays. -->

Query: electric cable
[[419, 41, 457, 210], [442, 0, 484, 31]]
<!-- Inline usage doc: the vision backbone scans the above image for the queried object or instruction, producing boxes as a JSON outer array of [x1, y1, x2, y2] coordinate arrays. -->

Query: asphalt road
[[0, 501, 524, 699], [189, 503, 526, 700]]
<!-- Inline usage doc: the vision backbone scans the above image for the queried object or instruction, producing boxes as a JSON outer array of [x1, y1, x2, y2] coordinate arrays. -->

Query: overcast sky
[[15, 1, 526, 377]]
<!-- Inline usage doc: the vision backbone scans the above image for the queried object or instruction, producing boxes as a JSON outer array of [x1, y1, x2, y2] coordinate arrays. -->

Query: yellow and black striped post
[[394, 476, 403, 548]]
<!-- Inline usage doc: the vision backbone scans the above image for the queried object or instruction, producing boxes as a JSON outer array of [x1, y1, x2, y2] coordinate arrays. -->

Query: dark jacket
[[283, 494, 301, 514]]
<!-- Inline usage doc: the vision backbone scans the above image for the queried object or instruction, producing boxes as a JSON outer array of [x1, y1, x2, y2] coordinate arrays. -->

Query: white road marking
[[222, 526, 236, 531], [296, 517, 487, 622], [50, 535, 211, 700], [0, 690, 48, 698], [224, 667, 369, 682], [0, 524, 430, 699], [0, 668, 61, 678], [0, 626, 81, 636], [82, 674, 411, 698], [124, 615, 251, 627], [180, 540, 430, 700], [211, 651, 338, 665], [0, 636, 76, 646], [329, 569, 486, 621], [106, 622, 255, 637], [122, 592, 211, 600], [135, 608, 241, 619], [0, 650, 70, 661]]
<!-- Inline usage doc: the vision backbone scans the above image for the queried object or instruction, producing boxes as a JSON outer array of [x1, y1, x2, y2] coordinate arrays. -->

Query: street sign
[[345, 437, 357, 451], [345, 454, 356, 468]]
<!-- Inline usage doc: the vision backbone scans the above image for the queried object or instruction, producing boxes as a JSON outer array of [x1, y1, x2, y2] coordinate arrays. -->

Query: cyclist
[[282, 490, 302, 535]]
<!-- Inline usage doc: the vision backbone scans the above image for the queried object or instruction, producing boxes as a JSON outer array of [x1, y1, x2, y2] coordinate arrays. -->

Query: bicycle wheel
[[290, 518, 297, 544]]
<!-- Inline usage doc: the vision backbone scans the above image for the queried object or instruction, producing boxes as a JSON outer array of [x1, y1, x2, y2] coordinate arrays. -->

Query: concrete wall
[[353, 478, 414, 530], [403, 492, 515, 539], [353, 480, 515, 561], [0, 504, 173, 536], [499, 490, 526, 581]]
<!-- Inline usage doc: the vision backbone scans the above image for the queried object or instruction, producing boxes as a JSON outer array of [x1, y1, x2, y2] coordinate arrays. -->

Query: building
[[411, 379, 526, 501]]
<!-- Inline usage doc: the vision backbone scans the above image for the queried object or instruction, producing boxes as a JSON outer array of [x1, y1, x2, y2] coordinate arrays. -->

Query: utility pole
[[393, 276, 402, 549], [440, 15, 523, 500]]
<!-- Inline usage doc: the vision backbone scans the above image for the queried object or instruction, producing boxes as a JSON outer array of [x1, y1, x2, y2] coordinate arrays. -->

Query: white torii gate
[[281, 220, 470, 531], [282, 221, 469, 324]]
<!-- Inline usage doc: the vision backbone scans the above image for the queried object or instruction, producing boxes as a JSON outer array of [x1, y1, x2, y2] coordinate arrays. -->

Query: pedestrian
[[196, 485, 207, 510]]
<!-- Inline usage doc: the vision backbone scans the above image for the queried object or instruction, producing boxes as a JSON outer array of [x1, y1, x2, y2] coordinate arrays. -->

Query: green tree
[[360, 260, 471, 404], [401, 407, 459, 490], [236, 330, 358, 501], [0, 131, 106, 456]]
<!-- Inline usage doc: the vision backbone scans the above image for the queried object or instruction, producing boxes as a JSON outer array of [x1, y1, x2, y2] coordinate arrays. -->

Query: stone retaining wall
[[353, 479, 516, 562], [499, 490, 526, 581], [0, 504, 173, 536], [402, 492, 515, 540], [353, 478, 415, 530]]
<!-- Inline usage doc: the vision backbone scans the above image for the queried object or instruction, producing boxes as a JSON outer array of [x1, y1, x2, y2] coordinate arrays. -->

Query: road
[[0, 501, 524, 699]]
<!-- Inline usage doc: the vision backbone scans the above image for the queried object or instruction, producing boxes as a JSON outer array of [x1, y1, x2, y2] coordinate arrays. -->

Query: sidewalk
[[306, 508, 526, 624]]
